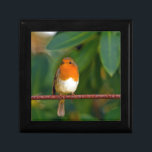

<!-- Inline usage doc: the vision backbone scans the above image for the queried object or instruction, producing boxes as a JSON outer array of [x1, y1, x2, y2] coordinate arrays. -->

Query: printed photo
[[31, 31, 121, 121]]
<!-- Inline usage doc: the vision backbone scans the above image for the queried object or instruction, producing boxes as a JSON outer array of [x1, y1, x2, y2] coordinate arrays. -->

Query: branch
[[31, 94, 121, 100]]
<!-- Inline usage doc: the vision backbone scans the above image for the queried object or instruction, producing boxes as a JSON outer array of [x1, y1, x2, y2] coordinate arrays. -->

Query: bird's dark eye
[[69, 61, 72, 64]]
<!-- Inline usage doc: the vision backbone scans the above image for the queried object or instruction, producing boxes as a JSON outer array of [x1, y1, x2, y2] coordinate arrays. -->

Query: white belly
[[56, 77, 79, 94]]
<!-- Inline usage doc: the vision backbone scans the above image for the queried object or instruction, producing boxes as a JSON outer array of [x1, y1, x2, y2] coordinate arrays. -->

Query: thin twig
[[31, 94, 121, 100]]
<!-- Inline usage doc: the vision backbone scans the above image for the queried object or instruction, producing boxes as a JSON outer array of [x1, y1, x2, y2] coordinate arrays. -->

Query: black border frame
[[19, 19, 132, 133]]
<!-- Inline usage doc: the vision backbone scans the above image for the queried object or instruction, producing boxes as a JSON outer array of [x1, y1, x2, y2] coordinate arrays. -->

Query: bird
[[52, 57, 79, 117]]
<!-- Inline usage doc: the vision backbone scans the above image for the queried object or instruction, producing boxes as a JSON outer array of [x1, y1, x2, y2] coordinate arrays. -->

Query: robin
[[52, 57, 79, 117]]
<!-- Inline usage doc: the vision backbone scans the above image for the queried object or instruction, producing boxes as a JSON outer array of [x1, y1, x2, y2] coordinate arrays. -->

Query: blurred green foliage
[[31, 31, 121, 121]]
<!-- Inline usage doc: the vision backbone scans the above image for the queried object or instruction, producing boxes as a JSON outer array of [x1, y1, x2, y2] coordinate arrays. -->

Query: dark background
[[0, 0, 151, 151]]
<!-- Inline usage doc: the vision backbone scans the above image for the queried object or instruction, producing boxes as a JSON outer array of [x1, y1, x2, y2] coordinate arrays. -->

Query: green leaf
[[99, 31, 120, 76], [76, 66, 92, 94], [70, 38, 99, 73], [47, 32, 96, 50], [31, 54, 52, 95], [80, 114, 99, 121], [104, 105, 121, 121], [89, 54, 102, 93], [103, 100, 121, 121]]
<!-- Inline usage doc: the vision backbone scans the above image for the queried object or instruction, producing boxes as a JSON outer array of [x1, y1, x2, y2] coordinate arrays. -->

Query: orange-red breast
[[52, 57, 79, 117]]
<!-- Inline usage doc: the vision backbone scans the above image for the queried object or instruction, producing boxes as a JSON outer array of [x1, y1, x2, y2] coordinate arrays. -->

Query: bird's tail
[[57, 99, 65, 117]]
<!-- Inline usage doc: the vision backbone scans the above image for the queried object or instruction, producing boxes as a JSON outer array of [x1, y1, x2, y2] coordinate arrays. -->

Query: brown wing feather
[[52, 68, 60, 95]]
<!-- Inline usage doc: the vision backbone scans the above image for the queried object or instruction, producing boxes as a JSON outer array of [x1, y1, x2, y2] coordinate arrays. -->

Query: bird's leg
[[59, 94, 64, 100]]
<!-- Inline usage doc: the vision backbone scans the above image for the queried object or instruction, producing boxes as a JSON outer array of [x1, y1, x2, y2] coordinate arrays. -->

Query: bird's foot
[[59, 94, 64, 100], [72, 92, 75, 95]]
